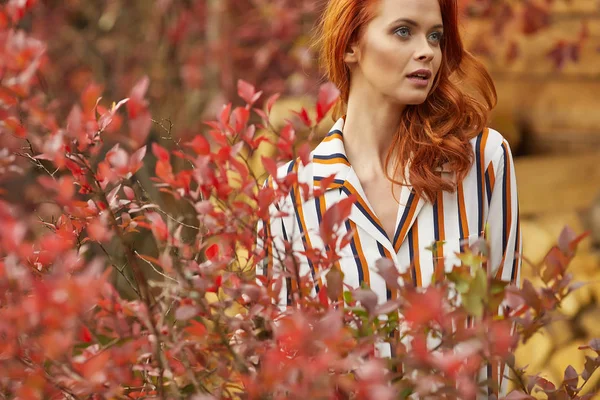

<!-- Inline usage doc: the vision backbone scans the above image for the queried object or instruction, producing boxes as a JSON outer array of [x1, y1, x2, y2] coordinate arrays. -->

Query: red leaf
[[325, 267, 344, 301], [318, 287, 330, 308], [81, 83, 103, 115], [232, 106, 250, 133], [129, 111, 152, 146], [79, 326, 93, 343], [184, 320, 207, 337], [130, 145, 147, 174], [127, 76, 149, 119], [293, 107, 312, 127], [175, 305, 198, 321], [237, 80, 262, 105], [375, 258, 401, 291], [261, 156, 278, 179], [316, 82, 340, 123], [266, 93, 280, 115], [320, 195, 355, 244], [152, 143, 170, 162], [522, 2, 550, 35], [298, 142, 311, 166], [219, 103, 232, 130], [185, 135, 210, 155], [353, 288, 378, 314], [404, 287, 445, 326], [146, 211, 168, 241], [205, 243, 219, 260]]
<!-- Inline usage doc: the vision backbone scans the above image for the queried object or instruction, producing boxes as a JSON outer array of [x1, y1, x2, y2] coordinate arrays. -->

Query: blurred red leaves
[[0, 2, 598, 398]]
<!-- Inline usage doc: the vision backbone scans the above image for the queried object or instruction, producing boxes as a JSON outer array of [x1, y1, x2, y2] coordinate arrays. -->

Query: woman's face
[[344, 0, 444, 106]]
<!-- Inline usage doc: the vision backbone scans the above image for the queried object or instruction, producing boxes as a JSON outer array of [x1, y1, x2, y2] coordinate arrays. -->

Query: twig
[[134, 250, 179, 283]]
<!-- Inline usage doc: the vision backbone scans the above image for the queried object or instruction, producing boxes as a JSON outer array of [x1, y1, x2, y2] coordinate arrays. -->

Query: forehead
[[372, 0, 443, 27]]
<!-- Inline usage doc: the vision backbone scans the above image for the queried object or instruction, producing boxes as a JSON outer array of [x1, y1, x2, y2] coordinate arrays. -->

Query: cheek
[[361, 37, 409, 74]]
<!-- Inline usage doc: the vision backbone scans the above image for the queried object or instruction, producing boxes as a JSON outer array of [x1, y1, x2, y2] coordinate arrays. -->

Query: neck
[[342, 88, 405, 177]]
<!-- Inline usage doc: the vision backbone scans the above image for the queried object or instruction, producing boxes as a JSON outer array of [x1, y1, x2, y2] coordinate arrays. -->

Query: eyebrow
[[390, 18, 443, 30]]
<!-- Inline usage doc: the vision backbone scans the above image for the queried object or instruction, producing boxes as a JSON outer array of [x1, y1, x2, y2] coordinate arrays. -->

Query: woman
[[257, 0, 521, 396]]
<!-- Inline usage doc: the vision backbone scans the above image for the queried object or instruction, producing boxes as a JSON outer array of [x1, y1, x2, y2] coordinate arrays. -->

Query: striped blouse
[[257, 117, 522, 396]]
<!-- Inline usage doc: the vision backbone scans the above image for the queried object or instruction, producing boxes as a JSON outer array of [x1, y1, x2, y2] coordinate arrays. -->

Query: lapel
[[311, 118, 426, 256]]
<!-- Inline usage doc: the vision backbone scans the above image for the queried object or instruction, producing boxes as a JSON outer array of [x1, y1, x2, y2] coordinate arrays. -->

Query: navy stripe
[[432, 196, 440, 242], [407, 227, 417, 286], [315, 196, 323, 223], [326, 129, 343, 137], [485, 167, 493, 207], [501, 146, 509, 253], [313, 153, 349, 162], [340, 185, 388, 240], [432, 195, 441, 260], [314, 177, 345, 185], [393, 190, 416, 247], [376, 242, 392, 301], [487, 363, 493, 397], [288, 160, 319, 293], [475, 133, 484, 236], [315, 195, 335, 273], [345, 220, 364, 284], [511, 208, 520, 283]]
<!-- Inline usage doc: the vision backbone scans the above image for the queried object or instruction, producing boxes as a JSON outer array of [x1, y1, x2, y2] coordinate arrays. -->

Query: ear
[[343, 42, 360, 64]]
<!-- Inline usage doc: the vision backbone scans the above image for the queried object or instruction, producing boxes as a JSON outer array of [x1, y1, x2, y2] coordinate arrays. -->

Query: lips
[[407, 69, 432, 80]]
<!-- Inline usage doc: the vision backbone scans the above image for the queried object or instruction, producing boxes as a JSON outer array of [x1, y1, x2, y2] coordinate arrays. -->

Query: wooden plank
[[515, 151, 600, 216]]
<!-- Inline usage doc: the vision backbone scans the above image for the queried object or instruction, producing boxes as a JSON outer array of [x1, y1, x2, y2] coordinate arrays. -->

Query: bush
[[0, 2, 598, 399]]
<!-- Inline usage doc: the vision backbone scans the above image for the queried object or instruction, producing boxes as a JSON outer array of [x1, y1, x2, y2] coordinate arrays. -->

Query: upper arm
[[485, 140, 522, 285]]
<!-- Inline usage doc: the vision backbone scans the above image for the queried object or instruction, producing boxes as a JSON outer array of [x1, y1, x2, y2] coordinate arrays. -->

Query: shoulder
[[468, 127, 515, 168]]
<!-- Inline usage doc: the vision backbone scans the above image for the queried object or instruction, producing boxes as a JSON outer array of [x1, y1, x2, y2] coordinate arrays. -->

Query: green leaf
[[462, 292, 483, 317], [343, 290, 353, 305]]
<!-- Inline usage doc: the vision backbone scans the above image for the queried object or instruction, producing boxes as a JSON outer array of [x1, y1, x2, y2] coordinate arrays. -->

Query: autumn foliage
[[1, 1, 599, 399]]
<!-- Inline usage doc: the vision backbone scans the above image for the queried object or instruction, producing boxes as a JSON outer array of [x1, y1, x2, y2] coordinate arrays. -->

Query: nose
[[414, 36, 435, 62]]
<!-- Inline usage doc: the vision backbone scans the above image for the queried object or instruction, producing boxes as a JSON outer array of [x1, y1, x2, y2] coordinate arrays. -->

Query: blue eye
[[394, 27, 410, 37], [429, 32, 443, 43]]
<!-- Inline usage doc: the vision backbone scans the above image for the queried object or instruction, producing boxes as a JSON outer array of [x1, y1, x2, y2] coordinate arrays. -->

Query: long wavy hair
[[313, 0, 497, 202]]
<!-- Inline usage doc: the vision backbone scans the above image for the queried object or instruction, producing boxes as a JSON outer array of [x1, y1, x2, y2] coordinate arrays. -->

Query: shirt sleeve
[[481, 139, 523, 398], [486, 139, 522, 286]]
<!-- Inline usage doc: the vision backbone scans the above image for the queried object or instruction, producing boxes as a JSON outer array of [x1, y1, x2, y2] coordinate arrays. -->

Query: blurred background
[[10, 0, 600, 392]]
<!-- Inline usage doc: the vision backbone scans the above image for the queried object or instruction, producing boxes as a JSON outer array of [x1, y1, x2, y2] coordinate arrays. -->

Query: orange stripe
[[322, 132, 343, 142], [457, 182, 470, 242], [343, 182, 385, 231], [314, 180, 343, 191], [317, 193, 342, 302], [486, 162, 495, 191], [411, 224, 422, 287], [265, 220, 273, 278], [348, 221, 370, 287], [434, 191, 445, 282], [478, 129, 489, 236], [264, 176, 275, 278], [394, 191, 422, 253], [291, 162, 321, 294]]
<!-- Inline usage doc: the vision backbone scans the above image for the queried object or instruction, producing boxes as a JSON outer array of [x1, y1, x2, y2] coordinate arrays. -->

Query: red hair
[[313, 0, 497, 202]]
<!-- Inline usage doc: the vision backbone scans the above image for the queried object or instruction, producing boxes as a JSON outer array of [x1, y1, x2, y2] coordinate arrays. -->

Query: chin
[[393, 95, 429, 106]]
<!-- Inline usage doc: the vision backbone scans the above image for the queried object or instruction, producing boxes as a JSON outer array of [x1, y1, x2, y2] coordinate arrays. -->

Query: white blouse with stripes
[[256, 117, 522, 396]]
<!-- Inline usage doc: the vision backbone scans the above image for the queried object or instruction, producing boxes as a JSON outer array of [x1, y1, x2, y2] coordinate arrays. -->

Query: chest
[[360, 177, 401, 240]]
